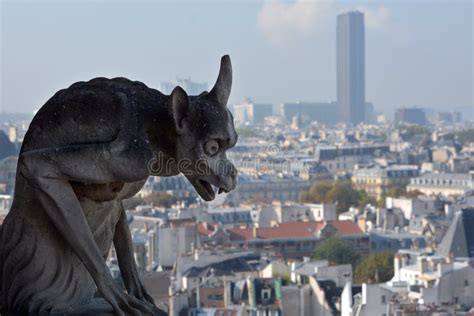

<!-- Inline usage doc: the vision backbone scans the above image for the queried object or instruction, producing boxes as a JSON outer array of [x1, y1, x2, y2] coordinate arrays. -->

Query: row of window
[[412, 178, 472, 187], [210, 213, 252, 222]]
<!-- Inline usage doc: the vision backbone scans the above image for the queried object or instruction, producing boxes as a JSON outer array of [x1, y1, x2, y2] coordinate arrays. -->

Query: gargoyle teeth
[[218, 187, 231, 194]]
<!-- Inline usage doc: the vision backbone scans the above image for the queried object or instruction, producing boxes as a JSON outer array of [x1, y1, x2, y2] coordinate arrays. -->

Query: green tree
[[122, 196, 145, 210], [312, 236, 360, 267], [299, 181, 333, 203], [147, 192, 177, 208], [358, 190, 376, 207], [396, 124, 430, 136], [376, 185, 406, 208], [273, 272, 291, 285], [376, 195, 386, 208], [354, 252, 394, 284], [402, 189, 424, 199], [386, 185, 406, 198], [300, 181, 373, 214], [326, 181, 361, 214], [122, 192, 176, 210]]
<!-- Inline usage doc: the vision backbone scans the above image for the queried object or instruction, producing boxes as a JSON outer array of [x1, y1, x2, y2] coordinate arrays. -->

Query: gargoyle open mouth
[[194, 178, 230, 201]]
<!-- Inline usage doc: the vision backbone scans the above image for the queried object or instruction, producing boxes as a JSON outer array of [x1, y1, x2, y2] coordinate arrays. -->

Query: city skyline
[[0, 1, 472, 116], [1, 2, 474, 314]]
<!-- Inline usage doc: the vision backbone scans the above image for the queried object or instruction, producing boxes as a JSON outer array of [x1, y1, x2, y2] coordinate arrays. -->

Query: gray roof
[[175, 251, 259, 277], [436, 208, 474, 258], [417, 173, 471, 180], [293, 260, 329, 276]]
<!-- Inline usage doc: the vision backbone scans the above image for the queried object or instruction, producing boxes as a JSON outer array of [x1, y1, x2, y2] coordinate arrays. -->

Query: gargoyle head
[[170, 55, 238, 201]]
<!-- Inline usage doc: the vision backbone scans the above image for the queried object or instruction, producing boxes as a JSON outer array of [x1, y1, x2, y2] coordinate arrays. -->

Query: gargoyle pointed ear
[[208, 55, 232, 107], [171, 86, 189, 134]]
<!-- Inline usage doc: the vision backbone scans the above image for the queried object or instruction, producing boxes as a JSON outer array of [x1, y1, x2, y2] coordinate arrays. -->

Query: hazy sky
[[1, 0, 473, 116]]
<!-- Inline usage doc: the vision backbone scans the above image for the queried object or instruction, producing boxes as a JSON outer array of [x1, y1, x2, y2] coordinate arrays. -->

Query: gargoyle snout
[[214, 159, 238, 191]]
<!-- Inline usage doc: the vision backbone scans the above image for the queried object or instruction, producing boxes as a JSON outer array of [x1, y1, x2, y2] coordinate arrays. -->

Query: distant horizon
[[0, 103, 473, 122], [1, 1, 472, 117]]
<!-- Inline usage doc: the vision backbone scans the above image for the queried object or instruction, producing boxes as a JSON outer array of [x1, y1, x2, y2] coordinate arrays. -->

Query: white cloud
[[257, 0, 332, 44], [355, 6, 389, 30]]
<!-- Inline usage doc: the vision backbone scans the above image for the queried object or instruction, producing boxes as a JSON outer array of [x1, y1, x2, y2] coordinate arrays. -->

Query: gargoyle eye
[[205, 140, 219, 156]]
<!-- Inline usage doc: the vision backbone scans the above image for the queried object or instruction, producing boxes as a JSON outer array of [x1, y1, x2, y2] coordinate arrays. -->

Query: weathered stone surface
[[0, 56, 237, 315]]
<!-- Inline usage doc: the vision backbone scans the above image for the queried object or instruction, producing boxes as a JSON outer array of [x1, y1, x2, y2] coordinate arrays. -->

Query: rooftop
[[436, 208, 474, 259], [228, 220, 363, 241]]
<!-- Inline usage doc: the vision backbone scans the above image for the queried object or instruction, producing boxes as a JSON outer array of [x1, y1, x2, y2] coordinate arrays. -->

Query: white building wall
[[390, 254, 474, 308], [356, 284, 392, 316], [156, 225, 196, 267], [256, 206, 280, 227], [434, 264, 474, 306], [386, 197, 435, 220], [317, 264, 352, 288], [308, 203, 337, 222], [260, 261, 290, 279]]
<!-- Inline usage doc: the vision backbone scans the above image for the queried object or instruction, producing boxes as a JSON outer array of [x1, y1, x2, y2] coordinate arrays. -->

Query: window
[[381, 295, 386, 304], [208, 294, 223, 301], [262, 289, 271, 300]]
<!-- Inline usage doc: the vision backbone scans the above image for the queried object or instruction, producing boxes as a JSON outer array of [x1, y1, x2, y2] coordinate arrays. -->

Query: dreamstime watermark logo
[[145, 141, 307, 178], [266, 142, 281, 156], [146, 152, 238, 177]]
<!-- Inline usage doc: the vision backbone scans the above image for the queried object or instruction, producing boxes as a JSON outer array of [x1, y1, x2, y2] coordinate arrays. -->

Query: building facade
[[279, 102, 338, 126], [315, 144, 390, 174], [337, 11, 365, 125], [232, 100, 273, 125], [352, 165, 419, 199], [394, 107, 427, 125], [407, 172, 474, 197]]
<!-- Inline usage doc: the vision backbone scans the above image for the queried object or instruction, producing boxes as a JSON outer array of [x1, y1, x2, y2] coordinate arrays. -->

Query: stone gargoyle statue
[[0, 55, 238, 315]]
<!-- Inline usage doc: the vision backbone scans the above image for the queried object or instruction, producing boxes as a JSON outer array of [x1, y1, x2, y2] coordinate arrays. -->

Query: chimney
[[376, 208, 383, 227], [147, 230, 156, 269], [290, 262, 298, 284], [436, 262, 442, 277], [447, 252, 453, 263], [357, 217, 367, 233], [412, 239, 420, 251], [393, 254, 401, 281], [444, 204, 453, 219], [426, 240, 434, 253], [417, 257, 428, 274], [401, 254, 408, 267], [252, 226, 258, 239], [194, 247, 199, 261]]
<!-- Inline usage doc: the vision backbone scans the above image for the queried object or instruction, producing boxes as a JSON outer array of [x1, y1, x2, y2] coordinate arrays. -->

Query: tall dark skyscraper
[[337, 11, 365, 125]]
